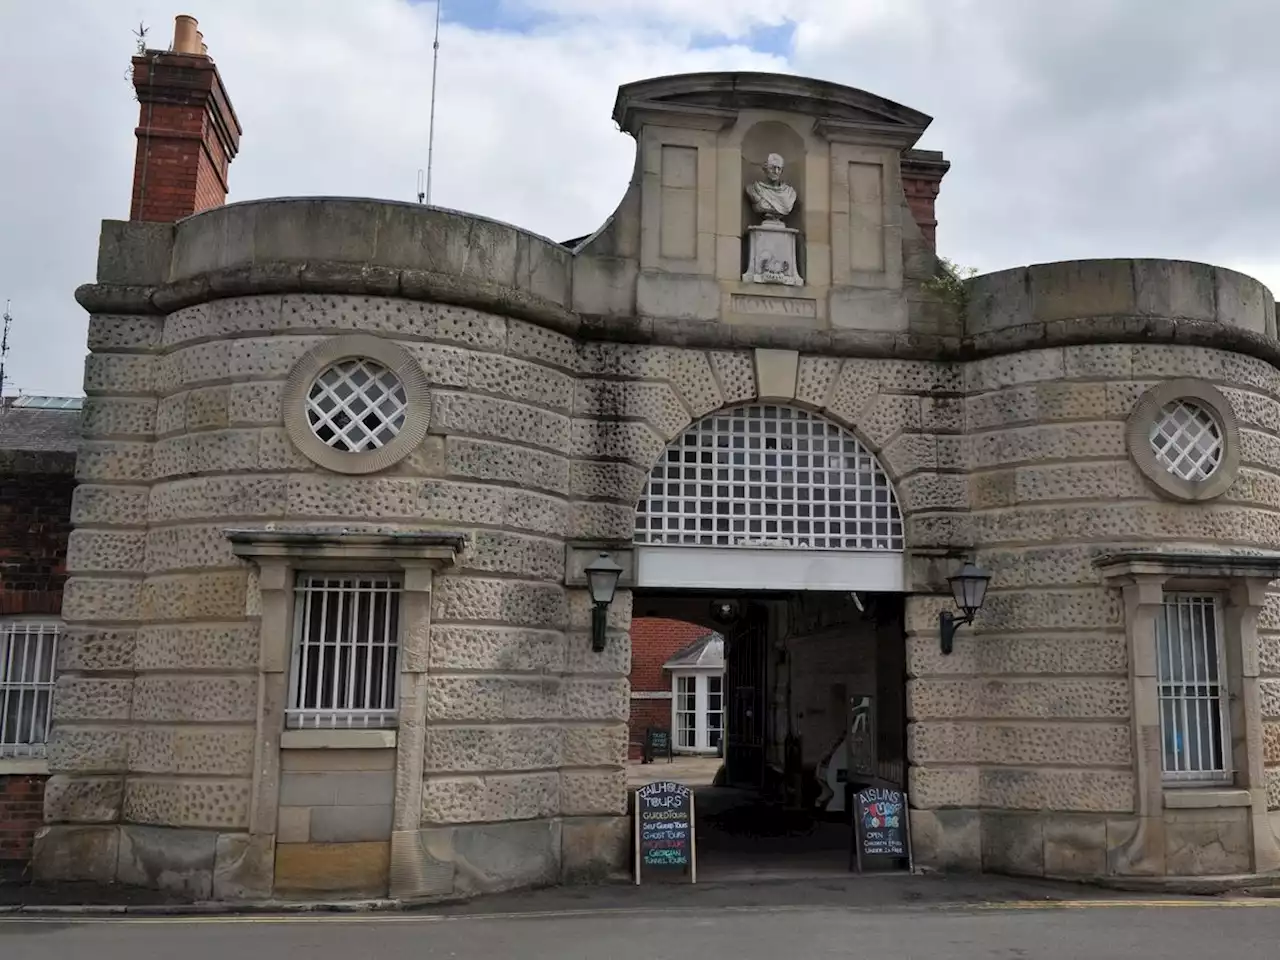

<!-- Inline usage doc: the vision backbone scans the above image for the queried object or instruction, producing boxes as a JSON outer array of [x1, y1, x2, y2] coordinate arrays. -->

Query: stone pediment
[[613, 71, 933, 147]]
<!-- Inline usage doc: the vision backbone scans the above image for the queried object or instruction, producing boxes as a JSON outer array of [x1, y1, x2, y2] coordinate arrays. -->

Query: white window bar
[[0, 620, 60, 758], [288, 574, 401, 729], [1149, 400, 1223, 481], [306, 359, 408, 452], [635, 404, 903, 551], [1156, 594, 1230, 783]]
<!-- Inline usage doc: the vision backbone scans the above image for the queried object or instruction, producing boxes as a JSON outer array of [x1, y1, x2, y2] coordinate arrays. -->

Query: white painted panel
[[634, 546, 904, 592]]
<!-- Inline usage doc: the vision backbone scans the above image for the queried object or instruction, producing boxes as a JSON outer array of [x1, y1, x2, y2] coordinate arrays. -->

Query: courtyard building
[[16, 14, 1280, 899]]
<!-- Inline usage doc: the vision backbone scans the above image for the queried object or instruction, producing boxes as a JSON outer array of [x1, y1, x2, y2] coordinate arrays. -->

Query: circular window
[[283, 334, 431, 475], [1149, 399, 1224, 481], [1127, 379, 1239, 502], [307, 358, 408, 452]]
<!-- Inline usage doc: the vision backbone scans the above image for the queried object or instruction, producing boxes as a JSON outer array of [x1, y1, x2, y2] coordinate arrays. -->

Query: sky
[[0, 0, 1278, 396]]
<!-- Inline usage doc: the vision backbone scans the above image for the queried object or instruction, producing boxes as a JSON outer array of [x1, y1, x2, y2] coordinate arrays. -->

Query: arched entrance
[[628, 405, 909, 879]]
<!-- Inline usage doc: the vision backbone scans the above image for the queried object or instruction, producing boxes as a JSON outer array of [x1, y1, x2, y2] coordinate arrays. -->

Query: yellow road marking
[[980, 899, 1280, 910]]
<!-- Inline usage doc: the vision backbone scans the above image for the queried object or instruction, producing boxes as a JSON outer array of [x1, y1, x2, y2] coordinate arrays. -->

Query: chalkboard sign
[[851, 786, 912, 873], [644, 727, 673, 764], [634, 780, 696, 884]]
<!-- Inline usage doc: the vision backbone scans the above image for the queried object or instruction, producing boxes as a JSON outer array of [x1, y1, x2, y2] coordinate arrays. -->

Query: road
[[3, 894, 1279, 959]]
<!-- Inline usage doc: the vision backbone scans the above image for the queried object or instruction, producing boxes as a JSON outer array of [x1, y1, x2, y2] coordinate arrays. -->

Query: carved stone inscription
[[730, 294, 817, 319]]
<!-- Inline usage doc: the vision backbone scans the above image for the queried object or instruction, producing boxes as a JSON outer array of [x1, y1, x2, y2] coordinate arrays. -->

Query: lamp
[[584, 552, 624, 652], [938, 561, 991, 655]]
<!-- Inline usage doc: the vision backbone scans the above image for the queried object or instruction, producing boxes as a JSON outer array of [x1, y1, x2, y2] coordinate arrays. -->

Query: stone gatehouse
[[26, 17, 1280, 899]]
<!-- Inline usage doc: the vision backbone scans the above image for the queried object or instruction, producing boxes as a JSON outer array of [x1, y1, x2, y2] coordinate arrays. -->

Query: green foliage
[[921, 257, 979, 319]]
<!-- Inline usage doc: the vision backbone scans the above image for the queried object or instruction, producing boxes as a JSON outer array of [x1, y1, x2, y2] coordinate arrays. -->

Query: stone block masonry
[[47, 61, 1280, 899]]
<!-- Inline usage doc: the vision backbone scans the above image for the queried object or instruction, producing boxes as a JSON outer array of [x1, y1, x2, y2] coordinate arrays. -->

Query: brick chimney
[[130, 15, 242, 222], [901, 149, 950, 248]]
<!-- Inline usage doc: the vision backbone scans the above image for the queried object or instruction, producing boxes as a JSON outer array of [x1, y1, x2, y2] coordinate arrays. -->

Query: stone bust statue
[[745, 153, 797, 223]]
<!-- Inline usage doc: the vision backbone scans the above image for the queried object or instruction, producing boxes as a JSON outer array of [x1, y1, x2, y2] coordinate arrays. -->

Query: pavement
[[627, 755, 723, 788], [2, 875, 1280, 958]]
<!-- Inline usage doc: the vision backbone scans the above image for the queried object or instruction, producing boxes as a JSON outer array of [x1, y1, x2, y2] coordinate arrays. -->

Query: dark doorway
[[723, 604, 768, 789], [628, 588, 908, 880]]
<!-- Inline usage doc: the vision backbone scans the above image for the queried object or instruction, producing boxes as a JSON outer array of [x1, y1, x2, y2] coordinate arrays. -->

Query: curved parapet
[[967, 259, 1277, 346], [77, 198, 579, 333]]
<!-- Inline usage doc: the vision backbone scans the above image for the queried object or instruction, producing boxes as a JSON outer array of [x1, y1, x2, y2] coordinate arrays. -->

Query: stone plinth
[[742, 223, 803, 287]]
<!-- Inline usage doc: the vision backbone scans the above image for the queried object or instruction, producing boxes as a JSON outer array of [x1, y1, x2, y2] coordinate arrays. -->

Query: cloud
[[0, 0, 1277, 396]]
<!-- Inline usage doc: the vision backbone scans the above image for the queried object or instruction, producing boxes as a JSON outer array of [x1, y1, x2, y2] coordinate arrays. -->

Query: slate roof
[[663, 632, 725, 671], [0, 399, 82, 455]]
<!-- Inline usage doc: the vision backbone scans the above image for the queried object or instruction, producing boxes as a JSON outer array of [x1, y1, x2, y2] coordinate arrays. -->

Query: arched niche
[[740, 121, 807, 278]]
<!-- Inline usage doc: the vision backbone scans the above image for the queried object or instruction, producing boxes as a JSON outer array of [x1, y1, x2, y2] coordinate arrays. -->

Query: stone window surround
[[282, 334, 432, 476], [1098, 551, 1280, 874], [1126, 379, 1240, 502], [226, 528, 463, 895]]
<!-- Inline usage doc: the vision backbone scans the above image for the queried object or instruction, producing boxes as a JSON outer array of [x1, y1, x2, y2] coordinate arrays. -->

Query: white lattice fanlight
[[635, 404, 903, 552], [282, 334, 431, 475], [306, 358, 408, 452], [1149, 399, 1224, 481]]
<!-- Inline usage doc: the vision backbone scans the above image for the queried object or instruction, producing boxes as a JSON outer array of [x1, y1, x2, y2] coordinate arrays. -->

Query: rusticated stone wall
[[48, 170, 1280, 896], [908, 338, 1280, 877], [46, 270, 960, 895]]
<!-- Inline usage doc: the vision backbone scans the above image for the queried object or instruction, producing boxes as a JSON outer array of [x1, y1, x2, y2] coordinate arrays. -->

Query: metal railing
[[0, 621, 60, 758], [287, 574, 401, 730]]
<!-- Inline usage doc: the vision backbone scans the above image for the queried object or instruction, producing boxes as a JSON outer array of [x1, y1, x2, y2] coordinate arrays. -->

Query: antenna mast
[[424, 1, 442, 206], [0, 301, 12, 400]]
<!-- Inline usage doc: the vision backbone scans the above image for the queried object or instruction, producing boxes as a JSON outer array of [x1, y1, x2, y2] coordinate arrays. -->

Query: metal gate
[[724, 606, 768, 788]]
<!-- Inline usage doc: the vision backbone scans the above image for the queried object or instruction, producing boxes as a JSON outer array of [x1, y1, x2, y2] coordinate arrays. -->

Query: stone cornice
[[75, 269, 1280, 371], [1095, 550, 1280, 582], [226, 528, 467, 564]]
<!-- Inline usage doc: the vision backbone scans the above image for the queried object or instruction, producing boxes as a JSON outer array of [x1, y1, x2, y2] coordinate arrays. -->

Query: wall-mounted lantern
[[584, 552, 624, 652], [939, 561, 992, 655]]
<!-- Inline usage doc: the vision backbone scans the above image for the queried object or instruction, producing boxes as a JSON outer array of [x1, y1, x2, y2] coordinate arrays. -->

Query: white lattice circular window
[[1128, 379, 1239, 501], [1149, 399, 1223, 481], [283, 334, 431, 475], [634, 404, 903, 552], [307, 358, 408, 452]]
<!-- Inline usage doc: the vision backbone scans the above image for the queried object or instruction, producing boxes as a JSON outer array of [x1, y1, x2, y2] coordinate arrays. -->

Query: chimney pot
[[173, 15, 199, 54], [130, 14, 242, 221]]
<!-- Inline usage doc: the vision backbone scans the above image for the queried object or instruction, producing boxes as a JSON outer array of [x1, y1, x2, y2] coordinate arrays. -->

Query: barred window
[[1150, 400, 1224, 481], [1157, 594, 1230, 783], [635, 404, 903, 551], [288, 574, 401, 729], [1, 620, 59, 758]]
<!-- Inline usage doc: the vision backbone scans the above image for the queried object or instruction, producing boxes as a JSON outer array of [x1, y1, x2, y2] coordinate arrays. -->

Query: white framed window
[[671, 672, 725, 753], [288, 573, 401, 729], [1157, 593, 1230, 783], [0, 620, 60, 758]]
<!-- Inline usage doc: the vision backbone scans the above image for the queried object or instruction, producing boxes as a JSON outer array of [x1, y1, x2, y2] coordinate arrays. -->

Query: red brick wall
[[628, 618, 712, 758], [0, 470, 75, 616], [0, 775, 47, 872], [630, 618, 709, 692], [130, 52, 240, 222]]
